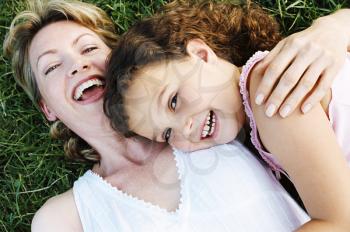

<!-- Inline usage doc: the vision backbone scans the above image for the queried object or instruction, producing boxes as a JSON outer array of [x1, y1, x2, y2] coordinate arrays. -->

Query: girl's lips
[[210, 111, 219, 140], [199, 110, 219, 140]]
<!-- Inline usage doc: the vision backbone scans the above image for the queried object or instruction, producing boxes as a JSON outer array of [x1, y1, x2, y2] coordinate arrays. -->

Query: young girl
[[104, 0, 350, 230]]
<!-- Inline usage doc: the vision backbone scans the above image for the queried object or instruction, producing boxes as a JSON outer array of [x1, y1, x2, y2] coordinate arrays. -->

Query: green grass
[[0, 0, 348, 231]]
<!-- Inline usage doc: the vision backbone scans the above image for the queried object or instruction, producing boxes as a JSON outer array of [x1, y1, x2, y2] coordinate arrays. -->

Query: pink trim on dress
[[239, 51, 284, 175]]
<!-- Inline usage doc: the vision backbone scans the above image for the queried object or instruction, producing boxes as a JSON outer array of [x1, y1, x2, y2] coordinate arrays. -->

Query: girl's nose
[[182, 117, 193, 138]]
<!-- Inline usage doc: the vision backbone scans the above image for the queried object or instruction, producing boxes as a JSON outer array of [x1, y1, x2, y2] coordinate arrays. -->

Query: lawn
[[0, 0, 348, 231]]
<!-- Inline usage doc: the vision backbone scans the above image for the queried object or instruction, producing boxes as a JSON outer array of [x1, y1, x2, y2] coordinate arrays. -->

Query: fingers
[[252, 39, 286, 104], [254, 38, 307, 106], [300, 65, 338, 114], [264, 48, 322, 117], [278, 58, 326, 117], [252, 16, 348, 118]]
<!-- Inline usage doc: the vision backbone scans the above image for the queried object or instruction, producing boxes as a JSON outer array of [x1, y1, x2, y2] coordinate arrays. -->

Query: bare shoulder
[[248, 61, 350, 227], [31, 189, 83, 232], [248, 63, 342, 169]]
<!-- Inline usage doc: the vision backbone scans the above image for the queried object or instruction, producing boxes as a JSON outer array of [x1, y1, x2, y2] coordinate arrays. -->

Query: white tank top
[[73, 141, 309, 232]]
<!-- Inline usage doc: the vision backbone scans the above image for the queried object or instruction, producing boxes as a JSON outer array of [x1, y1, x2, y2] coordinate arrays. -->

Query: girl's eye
[[83, 46, 98, 54], [45, 64, 60, 75], [163, 128, 172, 143], [169, 93, 178, 111]]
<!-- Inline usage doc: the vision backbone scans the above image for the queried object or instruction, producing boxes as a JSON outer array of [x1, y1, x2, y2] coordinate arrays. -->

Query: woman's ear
[[39, 100, 57, 121], [186, 39, 217, 64]]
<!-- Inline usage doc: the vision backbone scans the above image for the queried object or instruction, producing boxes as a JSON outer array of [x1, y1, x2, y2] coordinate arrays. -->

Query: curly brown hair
[[104, 0, 282, 138]]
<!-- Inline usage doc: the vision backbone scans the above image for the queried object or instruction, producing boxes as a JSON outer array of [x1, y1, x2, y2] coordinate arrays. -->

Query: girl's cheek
[[181, 86, 202, 106]]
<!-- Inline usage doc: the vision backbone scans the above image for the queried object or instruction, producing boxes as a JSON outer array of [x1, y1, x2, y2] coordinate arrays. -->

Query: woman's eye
[[44, 64, 60, 75], [169, 93, 178, 111], [163, 128, 172, 143], [83, 46, 98, 54]]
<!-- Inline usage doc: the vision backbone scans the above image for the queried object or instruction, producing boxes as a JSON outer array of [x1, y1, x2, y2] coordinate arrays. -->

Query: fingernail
[[255, 94, 264, 105], [280, 105, 291, 118], [265, 104, 276, 117], [302, 103, 312, 114]]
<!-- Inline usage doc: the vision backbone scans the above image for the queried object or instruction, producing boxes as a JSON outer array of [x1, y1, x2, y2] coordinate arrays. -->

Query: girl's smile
[[200, 110, 217, 140], [124, 39, 245, 152]]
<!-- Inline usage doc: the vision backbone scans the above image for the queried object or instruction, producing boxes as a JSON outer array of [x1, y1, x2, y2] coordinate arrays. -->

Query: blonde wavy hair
[[3, 0, 118, 162]]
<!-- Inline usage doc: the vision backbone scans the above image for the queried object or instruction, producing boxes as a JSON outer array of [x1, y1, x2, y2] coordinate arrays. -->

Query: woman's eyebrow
[[36, 49, 57, 68], [36, 33, 95, 68], [72, 33, 94, 46]]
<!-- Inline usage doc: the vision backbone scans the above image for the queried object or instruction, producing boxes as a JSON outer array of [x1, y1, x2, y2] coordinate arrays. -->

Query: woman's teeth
[[74, 78, 104, 101], [201, 110, 216, 138]]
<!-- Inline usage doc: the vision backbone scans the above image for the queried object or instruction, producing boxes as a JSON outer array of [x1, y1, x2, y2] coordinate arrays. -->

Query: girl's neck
[[218, 57, 242, 86]]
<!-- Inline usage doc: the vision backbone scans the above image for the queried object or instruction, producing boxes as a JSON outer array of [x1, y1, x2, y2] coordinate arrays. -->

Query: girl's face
[[124, 40, 245, 152], [29, 21, 114, 140]]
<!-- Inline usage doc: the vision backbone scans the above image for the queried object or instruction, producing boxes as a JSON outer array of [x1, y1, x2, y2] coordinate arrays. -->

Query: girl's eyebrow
[[155, 84, 169, 142], [153, 133, 163, 142], [157, 84, 168, 113]]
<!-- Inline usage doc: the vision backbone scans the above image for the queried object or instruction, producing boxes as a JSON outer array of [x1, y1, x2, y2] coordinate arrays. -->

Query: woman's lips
[[72, 75, 105, 105], [77, 85, 105, 105]]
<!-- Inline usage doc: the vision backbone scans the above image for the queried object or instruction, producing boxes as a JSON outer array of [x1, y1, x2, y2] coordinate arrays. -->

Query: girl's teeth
[[209, 123, 215, 135], [201, 111, 216, 139]]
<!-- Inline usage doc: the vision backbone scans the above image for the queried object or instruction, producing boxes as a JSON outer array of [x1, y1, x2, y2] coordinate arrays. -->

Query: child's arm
[[249, 68, 350, 231], [251, 8, 350, 118]]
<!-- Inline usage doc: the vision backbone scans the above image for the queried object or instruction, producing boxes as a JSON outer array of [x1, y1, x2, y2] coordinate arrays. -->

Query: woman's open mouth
[[73, 75, 105, 104], [201, 110, 216, 139]]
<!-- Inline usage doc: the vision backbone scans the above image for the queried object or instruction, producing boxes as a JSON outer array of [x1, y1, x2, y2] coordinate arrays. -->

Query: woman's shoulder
[[31, 189, 83, 232]]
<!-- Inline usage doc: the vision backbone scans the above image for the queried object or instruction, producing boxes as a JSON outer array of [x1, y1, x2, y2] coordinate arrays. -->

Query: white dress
[[73, 141, 310, 232]]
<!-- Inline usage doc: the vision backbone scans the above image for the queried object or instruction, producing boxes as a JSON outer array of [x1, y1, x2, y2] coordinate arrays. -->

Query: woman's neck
[[89, 132, 167, 177]]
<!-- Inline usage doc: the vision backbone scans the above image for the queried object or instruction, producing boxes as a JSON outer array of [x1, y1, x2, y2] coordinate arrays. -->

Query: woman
[[3, 0, 350, 231]]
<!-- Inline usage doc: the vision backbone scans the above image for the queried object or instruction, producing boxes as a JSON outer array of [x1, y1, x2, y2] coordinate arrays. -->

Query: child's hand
[[251, 10, 350, 118]]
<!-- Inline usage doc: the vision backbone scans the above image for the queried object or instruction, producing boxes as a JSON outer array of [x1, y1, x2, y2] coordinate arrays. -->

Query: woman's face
[[29, 21, 113, 138], [124, 44, 245, 152]]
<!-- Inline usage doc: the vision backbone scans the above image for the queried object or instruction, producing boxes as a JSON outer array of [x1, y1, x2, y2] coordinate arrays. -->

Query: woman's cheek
[[95, 52, 110, 71]]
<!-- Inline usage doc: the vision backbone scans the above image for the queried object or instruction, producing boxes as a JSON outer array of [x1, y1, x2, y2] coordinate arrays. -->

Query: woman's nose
[[69, 60, 90, 77]]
